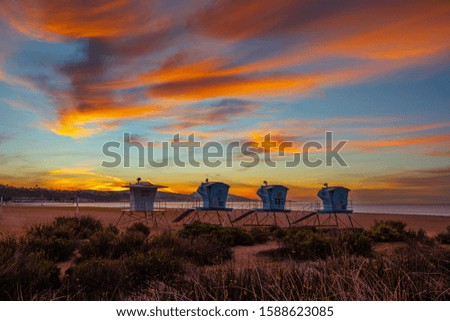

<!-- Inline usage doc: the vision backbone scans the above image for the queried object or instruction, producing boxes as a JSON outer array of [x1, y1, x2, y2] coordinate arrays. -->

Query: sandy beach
[[0, 205, 449, 237]]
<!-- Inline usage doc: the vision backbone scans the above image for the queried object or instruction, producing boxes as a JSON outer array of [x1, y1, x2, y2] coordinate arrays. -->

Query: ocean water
[[5, 201, 450, 216]]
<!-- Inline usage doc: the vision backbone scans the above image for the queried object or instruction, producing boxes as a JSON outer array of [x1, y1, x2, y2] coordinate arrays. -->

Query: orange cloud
[[349, 133, 450, 150], [49, 105, 162, 138], [192, 0, 450, 78], [45, 168, 128, 191], [364, 122, 450, 136], [1, 0, 163, 40]]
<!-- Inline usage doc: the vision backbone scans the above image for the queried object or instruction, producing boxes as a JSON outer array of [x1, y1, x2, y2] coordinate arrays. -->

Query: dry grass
[[132, 244, 450, 301]]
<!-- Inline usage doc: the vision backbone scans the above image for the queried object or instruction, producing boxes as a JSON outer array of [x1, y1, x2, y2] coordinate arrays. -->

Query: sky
[[0, 0, 449, 203]]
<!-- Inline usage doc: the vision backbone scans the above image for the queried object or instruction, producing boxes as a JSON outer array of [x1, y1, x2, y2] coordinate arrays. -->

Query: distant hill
[[0, 184, 252, 203]]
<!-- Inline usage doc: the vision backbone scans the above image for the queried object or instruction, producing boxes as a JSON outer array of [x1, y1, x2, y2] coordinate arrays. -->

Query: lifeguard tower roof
[[127, 181, 167, 189]]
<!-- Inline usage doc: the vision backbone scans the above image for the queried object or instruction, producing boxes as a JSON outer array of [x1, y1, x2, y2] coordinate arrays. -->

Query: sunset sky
[[0, 0, 449, 203]]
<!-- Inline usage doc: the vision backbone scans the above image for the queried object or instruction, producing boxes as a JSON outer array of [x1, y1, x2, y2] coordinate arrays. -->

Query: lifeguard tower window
[[141, 189, 151, 197]]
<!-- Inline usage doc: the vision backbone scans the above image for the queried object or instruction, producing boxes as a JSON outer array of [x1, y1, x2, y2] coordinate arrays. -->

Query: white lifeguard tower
[[257, 183, 289, 211], [196, 180, 231, 210], [318, 185, 352, 213], [173, 179, 233, 226], [116, 178, 168, 228], [292, 183, 353, 227], [231, 181, 291, 226]]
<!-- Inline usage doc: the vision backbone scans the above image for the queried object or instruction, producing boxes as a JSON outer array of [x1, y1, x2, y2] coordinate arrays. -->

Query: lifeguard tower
[[318, 185, 352, 213], [231, 181, 291, 226], [116, 178, 169, 228], [173, 179, 233, 225], [292, 183, 353, 227]]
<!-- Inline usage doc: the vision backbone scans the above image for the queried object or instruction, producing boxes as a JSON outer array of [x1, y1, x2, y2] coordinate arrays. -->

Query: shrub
[[181, 236, 232, 265], [80, 227, 151, 260], [249, 228, 270, 244], [126, 223, 150, 237], [114, 231, 149, 257], [177, 222, 254, 247], [336, 229, 372, 257], [126, 251, 182, 284], [66, 252, 182, 299], [150, 232, 232, 265], [437, 226, 450, 244], [53, 216, 103, 239], [370, 220, 407, 242], [22, 224, 75, 262], [216, 227, 254, 247], [405, 228, 434, 245], [79, 229, 120, 259], [0, 235, 18, 263], [269, 226, 287, 239], [282, 228, 332, 260], [66, 258, 128, 300], [0, 252, 60, 300]]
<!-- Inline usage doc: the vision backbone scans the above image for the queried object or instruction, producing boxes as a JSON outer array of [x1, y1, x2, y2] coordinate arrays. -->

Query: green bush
[[0, 235, 18, 263], [79, 229, 120, 259], [150, 232, 232, 265], [436, 225, 450, 244], [269, 226, 287, 239], [249, 228, 270, 244], [0, 252, 60, 300], [337, 229, 372, 257], [370, 220, 407, 242], [66, 258, 128, 299], [114, 231, 149, 257], [126, 222, 150, 237], [126, 251, 182, 284], [80, 227, 151, 260], [66, 252, 182, 299], [282, 228, 332, 260], [22, 224, 75, 262], [177, 222, 254, 247], [19, 216, 105, 262], [53, 216, 103, 239]]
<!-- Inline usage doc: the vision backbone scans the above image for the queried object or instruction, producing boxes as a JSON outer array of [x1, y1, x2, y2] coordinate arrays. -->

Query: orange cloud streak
[[49, 105, 162, 138], [45, 168, 128, 191], [1, 0, 160, 40], [350, 133, 450, 150]]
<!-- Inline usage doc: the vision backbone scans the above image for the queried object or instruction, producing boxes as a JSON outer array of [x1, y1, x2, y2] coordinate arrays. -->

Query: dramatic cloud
[[152, 99, 261, 133], [45, 168, 128, 191], [0, 0, 161, 40], [1, 0, 448, 138]]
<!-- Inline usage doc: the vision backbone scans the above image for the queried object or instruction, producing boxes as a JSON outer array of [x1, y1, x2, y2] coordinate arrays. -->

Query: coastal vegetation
[[0, 217, 449, 300]]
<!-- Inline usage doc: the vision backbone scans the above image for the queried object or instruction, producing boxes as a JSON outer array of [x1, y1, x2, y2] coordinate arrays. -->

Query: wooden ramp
[[231, 210, 256, 224], [173, 208, 195, 223], [291, 211, 317, 224]]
